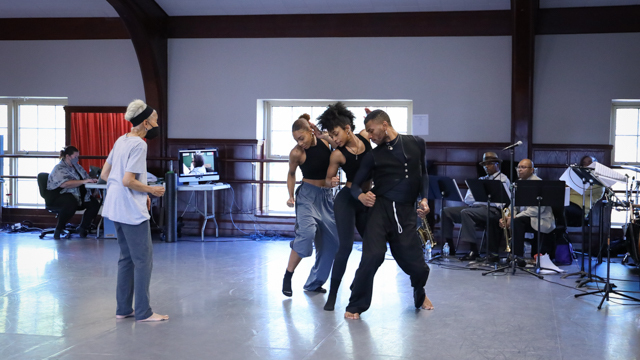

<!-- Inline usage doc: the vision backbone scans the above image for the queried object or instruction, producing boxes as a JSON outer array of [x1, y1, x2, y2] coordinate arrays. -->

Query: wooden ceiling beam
[[107, 0, 169, 170], [511, 0, 538, 161]]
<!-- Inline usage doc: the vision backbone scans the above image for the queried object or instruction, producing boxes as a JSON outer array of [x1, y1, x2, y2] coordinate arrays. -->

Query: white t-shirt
[[190, 166, 206, 175], [102, 134, 149, 225]]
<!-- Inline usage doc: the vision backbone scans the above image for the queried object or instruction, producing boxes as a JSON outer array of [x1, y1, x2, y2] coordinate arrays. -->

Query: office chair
[[37, 172, 78, 239]]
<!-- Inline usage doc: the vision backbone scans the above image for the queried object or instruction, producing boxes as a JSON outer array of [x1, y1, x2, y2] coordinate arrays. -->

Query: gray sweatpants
[[114, 220, 154, 321], [292, 182, 339, 291]]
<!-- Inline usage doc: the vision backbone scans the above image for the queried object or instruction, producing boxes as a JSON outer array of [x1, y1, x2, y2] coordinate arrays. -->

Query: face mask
[[70, 157, 79, 165], [145, 126, 160, 140]]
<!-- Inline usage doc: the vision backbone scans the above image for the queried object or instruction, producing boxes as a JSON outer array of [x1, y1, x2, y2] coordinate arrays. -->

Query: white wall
[[168, 37, 512, 142], [534, 33, 640, 145], [0, 40, 144, 106]]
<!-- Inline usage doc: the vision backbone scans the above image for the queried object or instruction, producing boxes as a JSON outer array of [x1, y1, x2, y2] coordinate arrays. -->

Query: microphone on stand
[[502, 141, 523, 151]]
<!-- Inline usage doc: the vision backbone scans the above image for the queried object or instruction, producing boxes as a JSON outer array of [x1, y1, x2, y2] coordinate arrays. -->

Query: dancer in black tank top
[[315, 102, 372, 311], [282, 114, 339, 297]]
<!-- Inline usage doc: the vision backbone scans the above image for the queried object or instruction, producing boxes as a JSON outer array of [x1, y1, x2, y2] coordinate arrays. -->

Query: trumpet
[[501, 207, 512, 253], [417, 217, 435, 248]]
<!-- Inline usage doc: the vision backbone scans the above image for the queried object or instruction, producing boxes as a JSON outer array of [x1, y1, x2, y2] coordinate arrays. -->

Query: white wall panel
[[534, 33, 640, 145], [168, 36, 512, 141], [0, 40, 143, 106]]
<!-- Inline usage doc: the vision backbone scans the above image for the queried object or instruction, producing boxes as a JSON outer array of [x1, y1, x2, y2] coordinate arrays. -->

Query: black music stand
[[428, 175, 464, 203], [561, 167, 606, 287], [465, 179, 510, 264], [513, 180, 566, 275], [428, 175, 463, 258], [574, 194, 640, 307]]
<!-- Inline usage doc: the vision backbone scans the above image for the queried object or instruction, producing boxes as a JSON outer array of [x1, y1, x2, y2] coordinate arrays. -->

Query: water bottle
[[443, 242, 450, 261], [425, 240, 432, 261]]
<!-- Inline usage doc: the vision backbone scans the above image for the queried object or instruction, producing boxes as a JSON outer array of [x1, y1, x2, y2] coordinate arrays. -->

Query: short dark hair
[[292, 113, 311, 132], [193, 154, 205, 168], [580, 155, 596, 167], [59, 145, 78, 160], [316, 102, 355, 132], [364, 109, 392, 127]]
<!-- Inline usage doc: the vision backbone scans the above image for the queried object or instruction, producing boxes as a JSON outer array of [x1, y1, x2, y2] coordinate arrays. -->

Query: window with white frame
[[0, 98, 68, 207], [611, 100, 640, 164], [262, 100, 412, 214]]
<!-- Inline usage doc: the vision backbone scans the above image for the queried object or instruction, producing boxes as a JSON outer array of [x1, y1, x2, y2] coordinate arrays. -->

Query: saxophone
[[502, 207, 511, 253], [417, 217, 435, 248]]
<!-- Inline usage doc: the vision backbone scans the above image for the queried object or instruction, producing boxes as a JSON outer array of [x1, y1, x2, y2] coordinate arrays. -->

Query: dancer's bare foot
[[421, 295, 434, 310], [344, 311, 360, 320], [137, 313, 169, 322], [115, 311, 134, 319]]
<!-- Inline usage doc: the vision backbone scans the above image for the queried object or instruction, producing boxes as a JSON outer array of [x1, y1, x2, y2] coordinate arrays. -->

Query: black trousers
[[513, 216, 554, 257], [565, 202, 584, 227], [330, 187, 368, 292], [346, 197, 429, 314], [51, 193, 100, 231]]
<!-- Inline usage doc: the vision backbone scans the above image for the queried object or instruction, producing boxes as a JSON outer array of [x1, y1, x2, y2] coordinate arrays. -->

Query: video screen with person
[[178, 148, 220, 184]]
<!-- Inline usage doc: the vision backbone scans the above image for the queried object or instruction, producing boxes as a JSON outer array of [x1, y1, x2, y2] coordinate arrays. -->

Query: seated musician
[[500, 159, 556, 267], [564, 155, 604, 227], [441, 152, 510, 261]]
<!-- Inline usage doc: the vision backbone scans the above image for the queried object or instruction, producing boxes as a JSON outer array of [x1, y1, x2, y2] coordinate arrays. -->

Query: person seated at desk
[[47, 146, 100, 239], [500, 159, 556, 266], [565, 155, 604, 227], [189, 154, 207, 175], [441, 152, 510, 261]]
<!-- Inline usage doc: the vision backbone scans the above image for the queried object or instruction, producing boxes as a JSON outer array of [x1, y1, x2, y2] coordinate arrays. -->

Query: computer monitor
[[178, 148, 220, 185]]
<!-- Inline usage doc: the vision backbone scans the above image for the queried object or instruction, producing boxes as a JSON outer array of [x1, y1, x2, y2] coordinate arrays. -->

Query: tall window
[[0, 98, 68, 207], [611, 100, 640, 164], [262, 100, 412, 214]]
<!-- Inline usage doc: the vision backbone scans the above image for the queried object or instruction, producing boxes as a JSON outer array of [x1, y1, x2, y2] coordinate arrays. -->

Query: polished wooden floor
[[1, 232, 639, 360]]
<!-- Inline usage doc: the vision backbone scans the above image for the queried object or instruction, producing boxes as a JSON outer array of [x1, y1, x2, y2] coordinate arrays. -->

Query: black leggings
[[51, 193, 100, 231], [329, 187, 369, 291]]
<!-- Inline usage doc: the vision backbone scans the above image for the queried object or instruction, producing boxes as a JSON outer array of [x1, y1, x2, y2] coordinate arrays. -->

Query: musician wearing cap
[[440, 152, 511, 262], [500, 159, 556, 267]]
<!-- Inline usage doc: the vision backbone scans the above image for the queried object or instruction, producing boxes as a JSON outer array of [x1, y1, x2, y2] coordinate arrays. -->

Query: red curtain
[[70, 113, 133, 170]]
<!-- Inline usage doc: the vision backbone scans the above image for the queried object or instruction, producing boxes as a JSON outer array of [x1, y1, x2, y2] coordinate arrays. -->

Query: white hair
[[124, 99, 148, 121]]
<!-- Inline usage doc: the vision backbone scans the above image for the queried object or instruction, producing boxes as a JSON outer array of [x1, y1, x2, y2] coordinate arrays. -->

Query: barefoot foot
[[344, 311, 360, 320], [115, 311, 134, 319], [421, 295, 434, 310], [138, 313, 169, 322]]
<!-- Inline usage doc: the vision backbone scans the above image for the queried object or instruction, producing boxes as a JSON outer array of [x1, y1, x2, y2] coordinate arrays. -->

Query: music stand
[[561, 166, 607, 287], [425, 176, 463, 258], [574, 194, 640, 307], [465, 179, 510, 264], [428, 175, 464, 203], [513, 180, 566, 274]]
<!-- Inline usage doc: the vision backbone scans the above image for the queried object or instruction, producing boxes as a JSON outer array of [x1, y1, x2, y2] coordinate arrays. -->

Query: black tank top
[[299, 139, 331, 180], [338, 134, 372, 182]]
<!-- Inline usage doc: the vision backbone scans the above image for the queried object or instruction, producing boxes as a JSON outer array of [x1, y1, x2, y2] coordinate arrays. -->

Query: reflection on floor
[[1, 232, 639, 360]]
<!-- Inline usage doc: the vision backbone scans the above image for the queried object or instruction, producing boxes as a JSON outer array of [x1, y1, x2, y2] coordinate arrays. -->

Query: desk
[[178, 183, 230, 240]]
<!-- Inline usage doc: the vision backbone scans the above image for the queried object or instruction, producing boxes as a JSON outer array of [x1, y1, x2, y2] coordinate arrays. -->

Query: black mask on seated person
[[145, 126, 160, 140]]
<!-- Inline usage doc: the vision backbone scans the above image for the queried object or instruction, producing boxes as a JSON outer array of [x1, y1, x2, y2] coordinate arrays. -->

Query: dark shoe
[[53, 229, 62, 240], [459, 251, 478, 261], [413, 287, 426, 309], [307, 286, 327, 293], [282, 271, 293, 297], [324, 293, 337, 311], [77, 227, 88, 238], [483, 253, 499, 263]]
